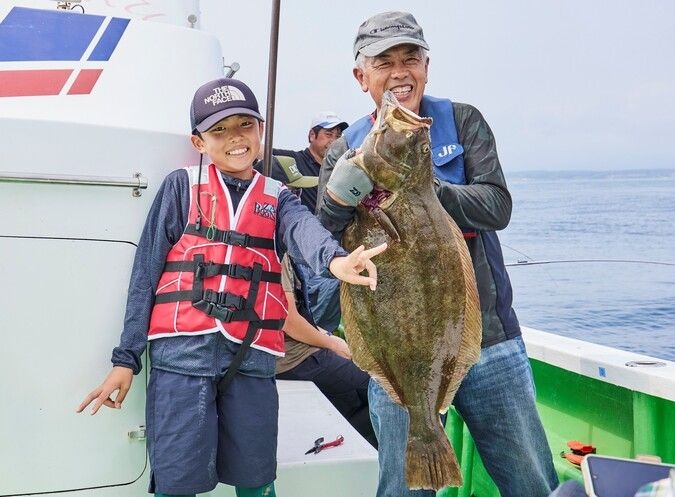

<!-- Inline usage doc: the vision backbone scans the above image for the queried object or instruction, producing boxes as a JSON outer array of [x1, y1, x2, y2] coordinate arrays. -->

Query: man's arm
[[282, 291, 351, 359], [434, 103, 513, 231], [315, 137, 357, 238], [279, 255, 350, 359]]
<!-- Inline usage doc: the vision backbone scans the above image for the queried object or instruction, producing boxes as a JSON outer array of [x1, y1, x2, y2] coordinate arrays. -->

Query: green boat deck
[[439, 357, 675, 497]]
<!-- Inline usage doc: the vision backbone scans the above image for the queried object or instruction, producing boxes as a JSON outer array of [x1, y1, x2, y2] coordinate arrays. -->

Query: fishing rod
[[262, 0, 281, 178], [500, 243, 675, 267], [506, 259, 675, 268]]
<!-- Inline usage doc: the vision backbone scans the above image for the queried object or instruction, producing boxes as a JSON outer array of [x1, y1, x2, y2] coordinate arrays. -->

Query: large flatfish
[[340, 91, 482, 490]]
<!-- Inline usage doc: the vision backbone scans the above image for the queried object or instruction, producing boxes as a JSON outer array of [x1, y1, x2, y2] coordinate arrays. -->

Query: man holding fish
[[316, 10, 559, 497]]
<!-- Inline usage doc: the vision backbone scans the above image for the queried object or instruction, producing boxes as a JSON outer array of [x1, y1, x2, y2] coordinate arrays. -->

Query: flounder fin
[[346, 324, 403, 406], [406, 431, 462, 489], [340, 283, 403, 405], [439, 216, 483, 411], [372, 207, 401, 242]]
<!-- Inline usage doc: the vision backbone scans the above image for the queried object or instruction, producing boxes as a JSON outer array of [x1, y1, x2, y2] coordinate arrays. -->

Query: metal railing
[[0, 171, 148, 196]]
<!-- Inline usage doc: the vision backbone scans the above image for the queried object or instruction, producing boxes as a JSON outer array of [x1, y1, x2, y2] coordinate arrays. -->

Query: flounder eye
[[422, 144, 430, 154]]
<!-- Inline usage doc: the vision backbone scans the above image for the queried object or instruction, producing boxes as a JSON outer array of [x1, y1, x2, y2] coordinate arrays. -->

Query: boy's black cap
[[190, 77, 263, 133]]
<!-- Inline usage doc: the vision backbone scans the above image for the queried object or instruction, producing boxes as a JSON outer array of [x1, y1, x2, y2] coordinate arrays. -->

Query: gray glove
[[326, 149, 373, 207]]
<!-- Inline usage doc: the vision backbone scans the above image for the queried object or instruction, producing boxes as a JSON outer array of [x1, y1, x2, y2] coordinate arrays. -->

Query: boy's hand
[[76, 366, 134, 415], [329, 242, 387, 291]]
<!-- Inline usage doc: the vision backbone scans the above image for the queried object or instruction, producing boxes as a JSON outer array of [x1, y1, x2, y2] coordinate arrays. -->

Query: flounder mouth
[[378, 191, 398, 210], [379, 90, 432, 132]]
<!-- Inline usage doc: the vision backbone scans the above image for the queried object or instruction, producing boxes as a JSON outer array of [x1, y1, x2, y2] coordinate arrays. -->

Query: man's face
[[191, 114, 264, 179], [309, 126, 343, 161], [353, 44, 429, 115]]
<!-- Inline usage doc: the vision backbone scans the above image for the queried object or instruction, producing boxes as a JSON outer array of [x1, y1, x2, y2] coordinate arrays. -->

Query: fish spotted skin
[[341, 91, 482, 490]]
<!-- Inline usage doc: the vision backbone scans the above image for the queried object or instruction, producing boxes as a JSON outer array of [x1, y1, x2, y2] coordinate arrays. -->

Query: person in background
[[260, 144, 376, 447], [271, 111, 348, 213], [276, 253, 377, 448], [262, 112, 350, 339], [76, 77, 385, 497], [315, 11, 559, 497]]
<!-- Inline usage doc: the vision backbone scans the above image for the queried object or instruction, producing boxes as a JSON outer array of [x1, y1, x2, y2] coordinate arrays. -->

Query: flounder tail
[[405, 432, 462, 490]]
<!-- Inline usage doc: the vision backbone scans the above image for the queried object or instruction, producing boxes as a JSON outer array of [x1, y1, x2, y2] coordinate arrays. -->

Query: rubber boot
[[235, 482, 277, 497]]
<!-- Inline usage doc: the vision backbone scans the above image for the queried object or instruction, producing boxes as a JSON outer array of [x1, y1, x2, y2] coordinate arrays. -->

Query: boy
[[77, 77, 385, 497]]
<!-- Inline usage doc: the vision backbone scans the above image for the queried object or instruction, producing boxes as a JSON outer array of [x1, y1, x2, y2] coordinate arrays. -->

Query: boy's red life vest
[[148, 164, 288, 356]]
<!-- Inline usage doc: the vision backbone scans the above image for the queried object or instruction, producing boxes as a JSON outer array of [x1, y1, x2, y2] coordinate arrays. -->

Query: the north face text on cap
[[205, 85, 246, 106]]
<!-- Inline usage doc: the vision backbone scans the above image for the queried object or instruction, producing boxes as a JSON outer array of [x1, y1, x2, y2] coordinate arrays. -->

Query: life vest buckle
[[202, 301, 215, 315], [212, 307, 234, 323], [226, 263, 252, 280], [222, 230, 250, 247], [217, 292, 245, 309], [194, 262, 208, 280], [195, 296, 235, 323]]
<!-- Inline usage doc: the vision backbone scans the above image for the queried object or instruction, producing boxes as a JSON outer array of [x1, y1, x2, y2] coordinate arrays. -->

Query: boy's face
[[191, 114, 264, 179]]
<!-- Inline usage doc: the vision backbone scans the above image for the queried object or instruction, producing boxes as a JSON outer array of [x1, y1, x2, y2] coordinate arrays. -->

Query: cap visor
[[318, 120, 349, 131], [357, 37, 429, 58], [286, 176, 319, 188], [196, 107, 264, 132]]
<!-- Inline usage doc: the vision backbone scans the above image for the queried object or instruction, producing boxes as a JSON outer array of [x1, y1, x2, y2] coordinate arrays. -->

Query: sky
[[199, 1, 675, 172]]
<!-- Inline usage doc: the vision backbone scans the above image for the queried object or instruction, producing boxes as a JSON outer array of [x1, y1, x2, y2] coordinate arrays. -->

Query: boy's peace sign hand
[[329, 242, 387, 291]]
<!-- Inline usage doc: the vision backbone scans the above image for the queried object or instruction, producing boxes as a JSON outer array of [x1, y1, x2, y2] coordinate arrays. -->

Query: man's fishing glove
[[325, 149, 373, 207]]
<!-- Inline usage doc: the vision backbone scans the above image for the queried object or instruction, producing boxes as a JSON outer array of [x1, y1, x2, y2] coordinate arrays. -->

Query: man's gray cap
[[353, 11, 429, 59]]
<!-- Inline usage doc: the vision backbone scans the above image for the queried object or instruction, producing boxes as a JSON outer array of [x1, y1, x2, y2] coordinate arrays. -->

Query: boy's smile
[[191, 114, 264, 179]]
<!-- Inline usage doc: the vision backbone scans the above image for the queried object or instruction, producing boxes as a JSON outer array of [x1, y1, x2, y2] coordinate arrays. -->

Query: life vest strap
[[217, 262, 285, 394], [154, 288, 246, 309], [202, 302, 283, 329], [193, 296, 282, 329], [163, 260, 281, 283], [154, 279, 285, 330], [185, 224, 275, 250]]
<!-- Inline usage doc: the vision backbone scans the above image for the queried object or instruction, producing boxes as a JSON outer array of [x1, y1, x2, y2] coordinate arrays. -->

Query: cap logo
[[369, 23, 414, 36], [205, 85, 246, 107], [288, 163, 301, 176]]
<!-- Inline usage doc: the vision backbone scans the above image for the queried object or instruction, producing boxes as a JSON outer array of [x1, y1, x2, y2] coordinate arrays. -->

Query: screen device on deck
[[581, 455, 675, 497]]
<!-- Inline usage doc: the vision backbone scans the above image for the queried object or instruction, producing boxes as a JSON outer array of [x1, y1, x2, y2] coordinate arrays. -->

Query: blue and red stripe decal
[[0, 7, 128, 97]]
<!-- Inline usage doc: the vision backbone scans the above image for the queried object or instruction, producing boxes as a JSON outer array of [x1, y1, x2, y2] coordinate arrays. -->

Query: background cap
[[275, 156, 319, 188], [310, 111, 348, 131], [190, 77, 263, 133], [353, 11, 429, 59]]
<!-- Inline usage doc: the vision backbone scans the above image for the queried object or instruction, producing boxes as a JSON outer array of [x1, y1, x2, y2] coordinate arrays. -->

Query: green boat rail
[[439, 327, 675, 497]]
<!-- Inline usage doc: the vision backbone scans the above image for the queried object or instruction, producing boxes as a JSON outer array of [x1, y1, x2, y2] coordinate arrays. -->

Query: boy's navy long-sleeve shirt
[[111, 167, 347, 378]]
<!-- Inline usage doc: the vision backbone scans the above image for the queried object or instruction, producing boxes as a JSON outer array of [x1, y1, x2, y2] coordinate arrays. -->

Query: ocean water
[[499, 168, 675, 361]]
